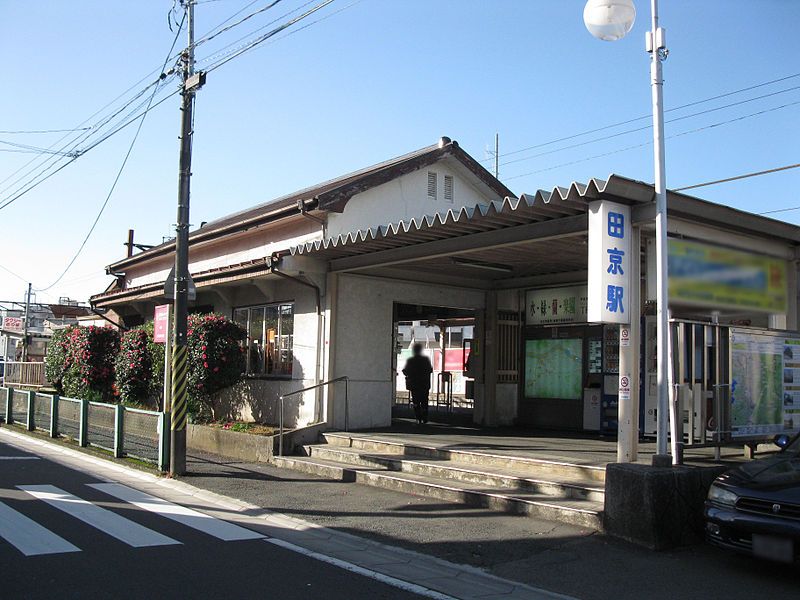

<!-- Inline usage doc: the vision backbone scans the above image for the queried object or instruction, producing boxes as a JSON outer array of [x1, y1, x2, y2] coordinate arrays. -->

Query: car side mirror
[[774, 434, 791, 449]]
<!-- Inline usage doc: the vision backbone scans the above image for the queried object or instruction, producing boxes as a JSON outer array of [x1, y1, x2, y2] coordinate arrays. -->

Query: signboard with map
[[524, 338, 583, 400], [730, 328, 800, 438]]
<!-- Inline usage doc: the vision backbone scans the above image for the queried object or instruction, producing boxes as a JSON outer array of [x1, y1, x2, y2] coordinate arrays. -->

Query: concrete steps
[[272, 432, 607, 530], [300, 444, 605, 503], [323, 432, 606, 484]]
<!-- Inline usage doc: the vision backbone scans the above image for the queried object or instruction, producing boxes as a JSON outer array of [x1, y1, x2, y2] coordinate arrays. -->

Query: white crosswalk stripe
[[0, 483, 263, 557], [18, 485, 180, 548], [88, 483, 265, 542], [0, 500, 80, 557]]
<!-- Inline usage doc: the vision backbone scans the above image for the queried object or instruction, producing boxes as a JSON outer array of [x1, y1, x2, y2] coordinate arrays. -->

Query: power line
[[672, 163, 800, 193], [194, 0, 284, 47], [0, 127, 91, 135], [485, 71, 800, 163], [0, 262, 27, 283], [0, 84, 180, 212], [34, 12, 187, 293], [503, 99, 800, 182], [205, 0, 337, 73], [499, 85, 800, 168]]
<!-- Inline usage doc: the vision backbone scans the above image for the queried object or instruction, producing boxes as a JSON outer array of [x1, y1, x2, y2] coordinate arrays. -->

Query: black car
[[705, 433, 800, 563]]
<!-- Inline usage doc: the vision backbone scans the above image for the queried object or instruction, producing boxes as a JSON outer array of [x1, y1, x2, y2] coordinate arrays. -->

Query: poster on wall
[[668, 239, 788, 313], [730, 328, 800, 437], [524, 338, 583, 399]]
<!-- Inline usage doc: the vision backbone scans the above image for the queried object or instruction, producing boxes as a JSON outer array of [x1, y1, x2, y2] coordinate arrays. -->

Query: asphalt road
[[182, 450, 800, 600], [0, 440, 422, 600]]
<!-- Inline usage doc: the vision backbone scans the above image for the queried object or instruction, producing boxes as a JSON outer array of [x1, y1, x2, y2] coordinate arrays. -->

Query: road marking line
[[88, 483, 264, 541], [0, 456, 40, 460], [0, 500, 80, 556], [265, 538, 458, 600], [18, 485, 180, 548]]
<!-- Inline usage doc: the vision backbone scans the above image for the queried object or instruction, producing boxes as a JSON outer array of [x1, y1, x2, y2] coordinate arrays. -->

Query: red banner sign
[[153, 305, 170, 343]]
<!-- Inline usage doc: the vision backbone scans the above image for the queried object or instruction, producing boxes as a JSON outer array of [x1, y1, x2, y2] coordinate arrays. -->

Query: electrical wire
[[194, 0, 285, 47], [0, 127, 91, 135], [499, 85, 800, 168], [33, 12, 187, 292], [503, 99, 800, 182], [483, 71, 800, 164], [672, 163, 800, 194], [0, 262, 28, 283], [204, 0, 337, 73]]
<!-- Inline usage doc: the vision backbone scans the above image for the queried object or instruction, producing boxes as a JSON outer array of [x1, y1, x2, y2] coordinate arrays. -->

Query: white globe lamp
[[583, 0, 636, 41]]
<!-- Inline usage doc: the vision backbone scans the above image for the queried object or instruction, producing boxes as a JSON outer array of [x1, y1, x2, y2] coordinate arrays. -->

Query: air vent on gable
[[444, 174, 454, 202], [427, 171, 437, 200]]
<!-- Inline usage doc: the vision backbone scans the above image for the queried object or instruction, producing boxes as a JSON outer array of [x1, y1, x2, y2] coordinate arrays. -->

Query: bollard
[[158, 412, 170, 472], [4, 388, 12, 425], [26, 390, 35, 431], [78, 399, 89, 447], [50, 395, 59, 438], [113, 404, 125, 458]]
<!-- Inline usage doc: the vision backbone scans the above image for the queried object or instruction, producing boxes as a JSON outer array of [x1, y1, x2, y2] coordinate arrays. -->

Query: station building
[[91, 137, 800, 449]]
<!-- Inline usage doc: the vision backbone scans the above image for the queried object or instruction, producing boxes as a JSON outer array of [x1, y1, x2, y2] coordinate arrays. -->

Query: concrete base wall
[[495, 384, 518, 426], [187, 424, 275, 463], [604, 463, 727, 550], [210, 378, 320, 428]]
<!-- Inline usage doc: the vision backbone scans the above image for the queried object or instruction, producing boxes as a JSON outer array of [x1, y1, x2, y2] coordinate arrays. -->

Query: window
[[427, 171, 437, 200], [444, 174, 454, 203], [233, 303, 294, 376]]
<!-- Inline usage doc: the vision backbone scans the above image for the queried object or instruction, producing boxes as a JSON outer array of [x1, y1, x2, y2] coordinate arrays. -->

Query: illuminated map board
[[524, 339, 583, 400], [730, 328, 800, 437]]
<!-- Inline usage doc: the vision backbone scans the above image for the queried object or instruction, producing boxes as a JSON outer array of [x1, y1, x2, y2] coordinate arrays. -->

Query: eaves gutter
[[106, 199, 320, 273]]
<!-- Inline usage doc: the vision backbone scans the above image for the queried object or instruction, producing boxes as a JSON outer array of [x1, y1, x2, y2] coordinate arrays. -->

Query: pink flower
[[203, 362, 209, 368]]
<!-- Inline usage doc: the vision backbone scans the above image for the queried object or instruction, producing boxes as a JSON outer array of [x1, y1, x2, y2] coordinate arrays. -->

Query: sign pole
[[164, 308, 172, 412]]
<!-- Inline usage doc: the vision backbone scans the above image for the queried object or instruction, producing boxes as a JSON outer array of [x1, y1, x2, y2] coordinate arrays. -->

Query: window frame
[[233, 301, 295, 379]]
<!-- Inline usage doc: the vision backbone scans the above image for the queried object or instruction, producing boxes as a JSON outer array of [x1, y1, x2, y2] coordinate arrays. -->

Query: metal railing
[[278, 376, 348, 456], [1, 386, 168, 471], [1, 362, 46, 387]]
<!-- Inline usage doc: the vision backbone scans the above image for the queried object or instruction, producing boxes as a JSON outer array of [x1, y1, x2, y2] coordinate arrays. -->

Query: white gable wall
[[326, 158, 496, 240]]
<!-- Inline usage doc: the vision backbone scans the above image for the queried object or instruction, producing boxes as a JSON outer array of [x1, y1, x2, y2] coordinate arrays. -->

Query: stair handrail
[[278, 376, 349, 456]]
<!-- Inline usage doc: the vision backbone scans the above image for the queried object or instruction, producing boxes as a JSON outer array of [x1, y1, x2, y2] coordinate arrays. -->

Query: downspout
[[269, 253, 325, 423]]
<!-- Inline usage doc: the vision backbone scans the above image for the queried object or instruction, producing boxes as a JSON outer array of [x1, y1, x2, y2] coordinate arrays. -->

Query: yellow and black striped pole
[[171, 345, 189, 432], [170, 0, 197, 476]]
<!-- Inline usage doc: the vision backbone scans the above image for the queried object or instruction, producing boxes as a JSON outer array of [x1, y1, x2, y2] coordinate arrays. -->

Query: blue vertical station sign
[[588, 200, 631, 324]]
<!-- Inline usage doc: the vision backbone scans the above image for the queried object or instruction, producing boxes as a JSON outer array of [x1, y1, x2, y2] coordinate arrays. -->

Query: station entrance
[[392, 303, 477, 424]]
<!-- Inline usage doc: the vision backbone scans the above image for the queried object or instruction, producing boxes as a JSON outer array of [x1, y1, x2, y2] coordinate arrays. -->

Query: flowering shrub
[[60, 326, 120, 401], [186, 313, 246, 419], [114, 327, 154, 406], [45, 327, 72, 392]]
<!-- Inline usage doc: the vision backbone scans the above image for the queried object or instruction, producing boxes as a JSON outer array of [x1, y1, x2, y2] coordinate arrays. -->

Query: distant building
[[0, 300, 92, 364]]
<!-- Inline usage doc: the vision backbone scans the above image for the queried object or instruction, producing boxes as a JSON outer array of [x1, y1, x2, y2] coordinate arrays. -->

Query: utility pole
[[494, 133, 499, 180], [21, 283, 32, 362], [170, 0, 205, 476]]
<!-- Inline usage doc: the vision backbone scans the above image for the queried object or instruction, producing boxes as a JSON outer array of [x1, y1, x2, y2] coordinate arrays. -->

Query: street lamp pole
[[584, 0, 672, 460], [646, 0, 673, 460]]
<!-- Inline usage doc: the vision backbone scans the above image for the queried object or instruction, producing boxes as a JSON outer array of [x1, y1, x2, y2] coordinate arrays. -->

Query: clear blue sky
[[1, 0, 798, 303]]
